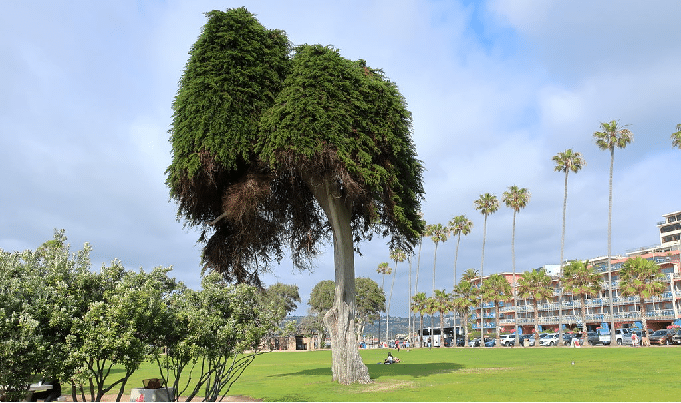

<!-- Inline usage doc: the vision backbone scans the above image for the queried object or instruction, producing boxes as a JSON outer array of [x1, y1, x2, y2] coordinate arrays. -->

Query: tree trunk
[[640, 295, 649, 346], [309, 175, 371, 384], [511, 212, 519, 346], [480, 215, 488, 339], [558, 170, 568, 347], [533, 300, 539, 347], [580, 294, 589, 347], [607, 147, 616, 346]]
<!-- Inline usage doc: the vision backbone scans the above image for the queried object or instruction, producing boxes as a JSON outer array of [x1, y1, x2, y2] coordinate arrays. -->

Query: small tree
[[433, 289, 452, 346], [672, 124, 681, 149], [453, 280, 477, 348], [411, 292, 428, 348], [561, 260, 601, 345], [482, 274, 512, 348], [619, 256, 666, 345], [517, 269, 553, 347]]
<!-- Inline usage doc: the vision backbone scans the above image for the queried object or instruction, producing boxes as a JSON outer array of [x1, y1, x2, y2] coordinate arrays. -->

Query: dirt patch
[[361, 380, 416, 393], [457, 367, 512, 374], [60, 393, 261, 402]]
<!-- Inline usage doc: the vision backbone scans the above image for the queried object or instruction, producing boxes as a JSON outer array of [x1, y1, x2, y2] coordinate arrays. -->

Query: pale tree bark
[[309, 175, 371, 384], [607, 147, 616, 346]]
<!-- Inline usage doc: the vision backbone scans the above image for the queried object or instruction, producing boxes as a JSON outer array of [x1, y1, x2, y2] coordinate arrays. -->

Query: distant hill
[[284, 314, 452, 340]]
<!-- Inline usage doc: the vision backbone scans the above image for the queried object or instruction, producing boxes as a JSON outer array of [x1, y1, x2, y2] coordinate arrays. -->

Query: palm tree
[[453, 280, 477, 348], [482, 274, 513, 348], [516, 269, 553, 346], [386, 248, 405, 343], [448, 215, 473, 290], [502, 185, 531, 345], [424, 295, 438, 349], [594, 120, 633, 343], [672, 124, 681, 149], [433, 289, 452, 346], [620, 256, 666, 346], [425, 223, 449, 294], [552, 149, 586, 345], [561, 260, 601, 345], [376, 262, 391, 346], [460, 268, 480, 335], [412, 213, 426, 342], [474, 193, 499, 337], [411, 292, 428, 348]]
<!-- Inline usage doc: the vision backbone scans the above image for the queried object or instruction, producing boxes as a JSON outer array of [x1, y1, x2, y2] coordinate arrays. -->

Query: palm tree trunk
[[495, 302, 501, 348], [387, 267, 396, 344], [512, 211, 519, 346], [454, 235, 461, 291], [607, 147, 616, 346], [419, 313, 423, 348], [581, 294, 588, 347], [533, 299, 539, 348], [480, 214, 488, 338], [408, 257, 412, 346], [558, 170, 568, 347], [640, 295, 649, 346]]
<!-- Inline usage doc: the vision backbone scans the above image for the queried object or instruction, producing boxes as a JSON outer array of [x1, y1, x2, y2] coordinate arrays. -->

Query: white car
[[539, 333, 560, 346]]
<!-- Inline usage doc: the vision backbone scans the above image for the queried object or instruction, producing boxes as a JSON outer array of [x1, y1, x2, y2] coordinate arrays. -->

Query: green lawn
[[112, 347, 681, 401]]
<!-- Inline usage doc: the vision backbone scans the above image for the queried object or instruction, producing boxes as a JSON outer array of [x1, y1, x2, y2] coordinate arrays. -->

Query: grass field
[[108, 346, 681, 401]]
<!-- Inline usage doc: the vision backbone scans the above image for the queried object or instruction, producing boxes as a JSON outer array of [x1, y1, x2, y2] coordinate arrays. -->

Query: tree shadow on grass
[[270, 362, 463, 380]]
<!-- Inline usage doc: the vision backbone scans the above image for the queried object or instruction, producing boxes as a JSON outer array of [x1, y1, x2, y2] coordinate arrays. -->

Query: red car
[[648, 329, 674, 345]]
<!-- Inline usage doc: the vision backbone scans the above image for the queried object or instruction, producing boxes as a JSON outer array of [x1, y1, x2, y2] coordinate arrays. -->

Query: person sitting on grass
[[384, 352, 400, 364]]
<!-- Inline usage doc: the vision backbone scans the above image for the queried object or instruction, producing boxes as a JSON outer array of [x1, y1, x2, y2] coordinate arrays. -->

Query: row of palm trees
[[377, 121, 680, 347], [409, 254, 668, 348]]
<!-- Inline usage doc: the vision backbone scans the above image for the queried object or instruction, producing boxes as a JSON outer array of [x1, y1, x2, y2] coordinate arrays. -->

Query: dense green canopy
[[166, 8, 424, 287]]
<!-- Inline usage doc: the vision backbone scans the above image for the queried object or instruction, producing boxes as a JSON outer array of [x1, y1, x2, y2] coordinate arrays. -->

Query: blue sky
[[2, 0, 680, 317]]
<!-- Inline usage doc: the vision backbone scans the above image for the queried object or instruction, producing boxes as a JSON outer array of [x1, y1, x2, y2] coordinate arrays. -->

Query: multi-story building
[[468, 210, 681, 335]]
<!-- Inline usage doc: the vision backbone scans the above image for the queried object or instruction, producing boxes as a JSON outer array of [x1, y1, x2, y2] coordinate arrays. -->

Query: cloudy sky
[[2, 0, 680, 318]]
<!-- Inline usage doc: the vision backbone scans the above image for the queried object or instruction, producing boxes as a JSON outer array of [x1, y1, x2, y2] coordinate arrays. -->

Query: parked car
[[649, 329, 674, 345], [621, 330, 642, 346], [579, 331, 601, 346], [670, 329, 681, 345], [484, 338, 496, 347], [539, 333, 560, 346], [518, 334, 534, 346], [456, 336, 466, 347], [562, 333, 580, 346], [500, 334, 516, 347], [469, 338, 481, 347], [614, 328, 633, 345], [599, 331, 611, 345]]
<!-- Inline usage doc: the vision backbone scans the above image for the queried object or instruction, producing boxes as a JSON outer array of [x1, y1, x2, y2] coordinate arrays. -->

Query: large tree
[[561, 260, 601, 345], [552, 149, 585, 346], [166, 9, 424, 384], [502, 185, 530, 345], [619, 256, 666, 346], [594, 120, 633, 345], [473, 193, 499, 337]]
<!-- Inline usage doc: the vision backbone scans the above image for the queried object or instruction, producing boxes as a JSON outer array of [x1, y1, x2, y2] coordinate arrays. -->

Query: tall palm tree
[[502, 185, 531, 346], [425, 223, 450, 294], [517, 269, 553, 347], [620, 256, 666, 346], [460, 268, 480, 334], [453, 280, 477, 348], [594, 120, 633, 343], [448, 215, 473, 290], [561, 260, 601, 346], [482, 274, 513, 348], [672, 124, 681, 149], [386, 248, 405, 343], [413, 213, 426, 341], [552, 149, 586, 345], [474, 193, 499, 337], [411, 292, 428, 348], [376, 262, 391, 346]]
